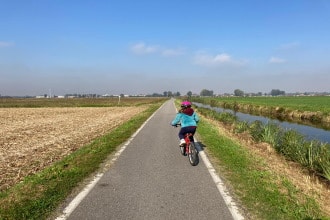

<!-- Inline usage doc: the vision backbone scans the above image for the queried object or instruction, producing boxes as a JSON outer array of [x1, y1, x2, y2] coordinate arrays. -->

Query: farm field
[[0, 104, 148, 191], [0, 97, 165, 108]]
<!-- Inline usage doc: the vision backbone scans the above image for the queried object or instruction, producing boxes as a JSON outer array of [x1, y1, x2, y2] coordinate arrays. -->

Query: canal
[[194, 103, 330, 144]]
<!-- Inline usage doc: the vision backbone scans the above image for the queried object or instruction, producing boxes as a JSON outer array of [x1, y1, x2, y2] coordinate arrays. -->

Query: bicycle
[[173, 124, 199, 166]]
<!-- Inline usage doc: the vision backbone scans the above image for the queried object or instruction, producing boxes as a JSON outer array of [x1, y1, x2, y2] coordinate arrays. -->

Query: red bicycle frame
[[183, 133, 193, 154]]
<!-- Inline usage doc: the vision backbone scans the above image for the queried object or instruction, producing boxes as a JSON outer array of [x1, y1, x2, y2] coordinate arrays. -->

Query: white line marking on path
[[55, 104, 163, 220], [195, 139, 245, 220]]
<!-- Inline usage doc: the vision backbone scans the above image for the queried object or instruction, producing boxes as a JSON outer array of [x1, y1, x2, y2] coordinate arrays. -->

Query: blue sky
[[1, 0, 330, 96]]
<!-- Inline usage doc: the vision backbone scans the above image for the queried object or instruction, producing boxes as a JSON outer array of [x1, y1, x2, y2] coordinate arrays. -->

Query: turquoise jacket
[[171, 108, 199, 127]]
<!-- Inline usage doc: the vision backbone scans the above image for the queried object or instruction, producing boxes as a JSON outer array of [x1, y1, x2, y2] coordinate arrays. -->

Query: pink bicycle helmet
[[181, 101, 191, 108]]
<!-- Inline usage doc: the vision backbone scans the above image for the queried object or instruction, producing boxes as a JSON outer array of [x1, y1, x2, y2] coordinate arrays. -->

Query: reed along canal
[[194, 103, 330, 144]]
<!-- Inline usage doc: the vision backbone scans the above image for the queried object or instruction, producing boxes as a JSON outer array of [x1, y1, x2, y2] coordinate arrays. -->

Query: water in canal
[[193, 103, 330, 144]]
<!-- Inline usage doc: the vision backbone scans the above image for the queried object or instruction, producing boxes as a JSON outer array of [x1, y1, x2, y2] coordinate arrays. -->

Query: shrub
[[261, 122, 281, 146], [234, 121, 249, 133], [316, 144, 330, 180], [276, 130, 305, 161], [249, 120, 264, 142], [217, 112, 237, 124]]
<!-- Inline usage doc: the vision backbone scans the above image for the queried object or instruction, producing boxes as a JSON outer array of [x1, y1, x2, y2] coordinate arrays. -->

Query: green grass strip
[[197, 118, 327, 220], [0, 103, 163, 220]]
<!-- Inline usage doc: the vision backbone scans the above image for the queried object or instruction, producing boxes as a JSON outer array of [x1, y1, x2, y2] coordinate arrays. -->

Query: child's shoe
[[179, 139, 186, 146]]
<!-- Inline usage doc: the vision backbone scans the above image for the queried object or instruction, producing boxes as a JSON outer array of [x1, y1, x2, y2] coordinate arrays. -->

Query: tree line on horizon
[[1, 89, 329, 99], [197, 89, 286, 97], [186, 89, 329, 97]]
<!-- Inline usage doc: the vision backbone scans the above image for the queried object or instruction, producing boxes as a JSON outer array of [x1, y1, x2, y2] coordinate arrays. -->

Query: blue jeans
[[179, 126, 196, 140]]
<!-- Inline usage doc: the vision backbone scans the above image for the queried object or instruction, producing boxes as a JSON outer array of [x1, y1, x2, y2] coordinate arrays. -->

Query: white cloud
[[194, 52, 246, 67], [194, 53, 231, 66], [269, 56, 286, 63], [0, 41, 14, 48], [131, 42, 159, 54], [131, 42, 184, 57], [214, 53, 231, 62]]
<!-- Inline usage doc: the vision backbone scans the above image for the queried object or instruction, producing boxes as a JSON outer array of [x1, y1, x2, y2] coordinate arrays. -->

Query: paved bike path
[[62, 100, 235, 220]]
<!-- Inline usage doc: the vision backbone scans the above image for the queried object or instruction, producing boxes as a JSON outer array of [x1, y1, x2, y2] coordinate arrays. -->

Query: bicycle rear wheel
[[187, 142, 199, 166]]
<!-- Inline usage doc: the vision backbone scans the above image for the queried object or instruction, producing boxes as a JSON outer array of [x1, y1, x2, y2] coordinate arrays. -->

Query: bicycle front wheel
[[187, 142, 199, 166]]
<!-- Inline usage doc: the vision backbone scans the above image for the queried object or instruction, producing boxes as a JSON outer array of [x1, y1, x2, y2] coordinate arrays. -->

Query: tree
[[150, 93, 163, 97], [270, 89, 285, 96], [163, 91, 174, 97], [234, 89, 244, 97], [200, 89, 214, 96], [187, 91, 192, 97]]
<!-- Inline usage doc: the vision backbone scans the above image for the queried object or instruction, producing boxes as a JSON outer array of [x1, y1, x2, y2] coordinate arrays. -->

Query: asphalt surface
[[65, 100, 235, 220]]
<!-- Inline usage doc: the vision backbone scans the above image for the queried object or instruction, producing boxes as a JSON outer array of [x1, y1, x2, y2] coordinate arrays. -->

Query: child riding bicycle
[[171, 101, 199, 146]]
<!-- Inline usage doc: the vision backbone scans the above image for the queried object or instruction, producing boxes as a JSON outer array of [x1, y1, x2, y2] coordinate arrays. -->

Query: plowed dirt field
[[0, 107, 145, 191]]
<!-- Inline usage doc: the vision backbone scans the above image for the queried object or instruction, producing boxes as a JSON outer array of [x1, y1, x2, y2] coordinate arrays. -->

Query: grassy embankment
[[191, 96, 330, 181], [0, 98, 166, 220], [183, 97, 330, 219], [197, 118, 328, 219]]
